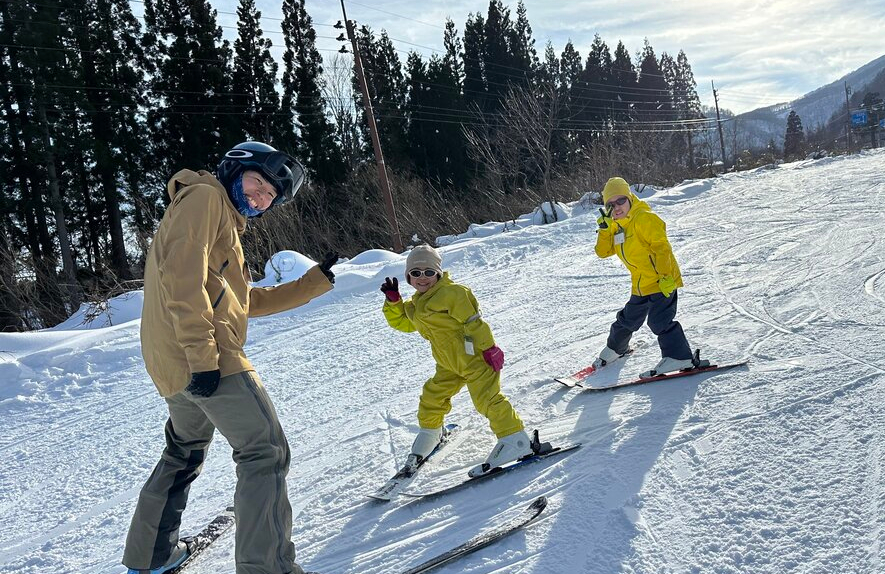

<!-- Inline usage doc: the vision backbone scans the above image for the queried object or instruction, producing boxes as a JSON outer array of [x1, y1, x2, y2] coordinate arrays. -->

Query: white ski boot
[[593, 346, 630, 368], [639, 356, 696, 379], [409, 426, 443, 466], [468, 429, 534, 478]]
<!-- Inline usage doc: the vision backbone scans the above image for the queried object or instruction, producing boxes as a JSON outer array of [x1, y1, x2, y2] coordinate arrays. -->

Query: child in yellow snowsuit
[[380, 244, 532, 476], [594, 176, 697, 378]]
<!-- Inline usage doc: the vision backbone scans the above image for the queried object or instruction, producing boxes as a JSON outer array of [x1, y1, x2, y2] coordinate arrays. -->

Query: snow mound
[[50, 291, 145, 331], [256, 250, 320, 286]]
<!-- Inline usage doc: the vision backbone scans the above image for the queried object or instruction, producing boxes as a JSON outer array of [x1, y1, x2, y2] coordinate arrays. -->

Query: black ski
[[169, 506, 235, 573], [400, 496, 548, 574], [402, 443, 580, 500]]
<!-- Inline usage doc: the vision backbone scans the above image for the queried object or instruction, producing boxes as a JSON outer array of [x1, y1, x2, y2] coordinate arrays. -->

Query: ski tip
[[530, 495, 548, 513]]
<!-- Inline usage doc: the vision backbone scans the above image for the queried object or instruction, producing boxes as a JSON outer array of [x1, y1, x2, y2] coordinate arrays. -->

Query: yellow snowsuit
[[595, 194, 683, 296], [382, 273, 524, 438]]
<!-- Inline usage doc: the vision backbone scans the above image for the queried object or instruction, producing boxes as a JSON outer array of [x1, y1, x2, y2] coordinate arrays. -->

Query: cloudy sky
[[134, 0, 885, 114]]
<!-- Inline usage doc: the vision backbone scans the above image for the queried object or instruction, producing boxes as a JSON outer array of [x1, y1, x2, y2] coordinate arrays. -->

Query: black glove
[[319, 251, 338, 284], [380, 276, 401, 302], [597, 207, 613, 230], [186, 369, 221, 398]]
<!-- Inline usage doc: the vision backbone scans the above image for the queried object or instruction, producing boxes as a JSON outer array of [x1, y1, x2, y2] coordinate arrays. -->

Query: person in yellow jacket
[[124, 142, 335, 574], [594, 177, 697, 378], [380, 245, 534, 477]]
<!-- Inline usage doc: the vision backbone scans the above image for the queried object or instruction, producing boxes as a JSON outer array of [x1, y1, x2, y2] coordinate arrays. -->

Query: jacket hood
[[167, 169, 246, 233]]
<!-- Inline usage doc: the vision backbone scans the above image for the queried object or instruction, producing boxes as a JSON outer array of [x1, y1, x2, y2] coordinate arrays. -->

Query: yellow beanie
[[602, 177, 631, 205]]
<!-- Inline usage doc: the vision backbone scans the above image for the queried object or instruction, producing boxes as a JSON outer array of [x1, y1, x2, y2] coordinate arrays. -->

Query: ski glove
[[186, 369, 221, 398], [597, 207, 613, 230], [319, 251, 338, 284], [658, 275, 677, 298], [482, 346, 505, 372], [380, 276, 401, 302]]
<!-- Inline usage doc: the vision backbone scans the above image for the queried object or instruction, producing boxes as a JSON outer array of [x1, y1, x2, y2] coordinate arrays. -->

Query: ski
[[579, 361, 749, 392], [169, 506, 235, 573], [368, 423, 460, 501], [399, 496, 548, 574], [554, 348, 635, 387], [402, 442, 580, 500]]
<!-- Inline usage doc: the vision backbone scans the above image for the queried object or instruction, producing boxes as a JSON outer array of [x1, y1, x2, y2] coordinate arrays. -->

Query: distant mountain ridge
[[724, 54, 885, 151]]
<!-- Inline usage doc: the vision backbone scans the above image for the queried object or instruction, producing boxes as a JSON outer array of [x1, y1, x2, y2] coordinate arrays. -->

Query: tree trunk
[[37, 98, 83, 311]]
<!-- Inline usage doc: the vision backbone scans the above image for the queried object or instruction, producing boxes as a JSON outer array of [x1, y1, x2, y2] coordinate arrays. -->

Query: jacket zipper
[[212, 260, 230, 309]]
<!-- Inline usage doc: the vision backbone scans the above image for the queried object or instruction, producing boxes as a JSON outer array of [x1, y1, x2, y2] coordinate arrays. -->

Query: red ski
[[554, 349, 635, 387], [578, 361, 749, 392]]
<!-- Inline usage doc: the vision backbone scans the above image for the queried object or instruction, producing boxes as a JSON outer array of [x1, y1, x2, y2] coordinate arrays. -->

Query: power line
[[345, 0, 445, 31]]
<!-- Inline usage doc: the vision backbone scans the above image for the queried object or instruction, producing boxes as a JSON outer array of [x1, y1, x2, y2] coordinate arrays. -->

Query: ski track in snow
[[1, 151, 884, 573]]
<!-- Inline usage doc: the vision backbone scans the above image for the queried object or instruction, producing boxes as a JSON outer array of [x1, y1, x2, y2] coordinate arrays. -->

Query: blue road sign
[[851, 111, 868, 126]]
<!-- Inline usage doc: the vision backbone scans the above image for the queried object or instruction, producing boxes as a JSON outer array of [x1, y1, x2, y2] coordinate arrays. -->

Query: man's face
[[241, 169, 278, 212], [409, 268, 440, 293], [606, 195, 631, 220]]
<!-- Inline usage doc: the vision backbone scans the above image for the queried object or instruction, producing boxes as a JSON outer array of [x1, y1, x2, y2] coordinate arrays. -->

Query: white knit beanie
[[405, 244, 442, 275]]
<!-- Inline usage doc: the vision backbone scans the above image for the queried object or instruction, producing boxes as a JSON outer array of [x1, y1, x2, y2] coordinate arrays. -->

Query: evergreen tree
[[557, 41, 583, 165], [610, 40, 636, 121], [281, 0, 344, 184], [579, 34, 614, 128], [482, 0, 513, 111], [423, 20, 469, 187], [69, 0, 151, 280], [672, 50, 703, 169], [508, 1, 537, 86], [462, 12, 487, 112], [354, 27, 409, 170], [143, 0, 234, 183], [1, 0, 69, 324], [443, 18, 464, 86], [783, 110, 806, 161], [536, 41, 560, 92], [636, 39, 671, 121], [232, 0, 281, 143], [559, 41, 582, 97], [405, 52, 431, 177]]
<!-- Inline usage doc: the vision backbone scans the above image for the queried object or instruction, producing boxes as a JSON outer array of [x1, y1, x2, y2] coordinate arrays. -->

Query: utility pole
[[339, 0, 403, 252], [711, 80, 728, 171], [844, 81, 852, 154]]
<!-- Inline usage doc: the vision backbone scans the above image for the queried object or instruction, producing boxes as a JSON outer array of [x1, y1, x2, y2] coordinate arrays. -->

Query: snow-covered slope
[[1, 150, 884, 574]]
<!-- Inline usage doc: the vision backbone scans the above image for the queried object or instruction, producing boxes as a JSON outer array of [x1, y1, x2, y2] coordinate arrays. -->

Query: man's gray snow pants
[[123, 370, 304, 574]]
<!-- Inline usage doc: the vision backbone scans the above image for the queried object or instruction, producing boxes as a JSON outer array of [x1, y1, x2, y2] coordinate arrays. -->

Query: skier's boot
[[126, 541, 189, 574], [593, 346, 630, 369], [468, 429, 534, 478], [407, 426, 443, 468], [639, 349, 708, 379]]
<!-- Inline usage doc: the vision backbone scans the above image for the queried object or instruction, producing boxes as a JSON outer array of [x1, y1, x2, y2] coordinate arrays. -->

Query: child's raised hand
[[482, 346, 505, 372], [380, 277, 401, 302]]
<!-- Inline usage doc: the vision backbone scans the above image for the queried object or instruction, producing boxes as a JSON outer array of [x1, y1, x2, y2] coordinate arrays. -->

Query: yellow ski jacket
[[382, 273, 495, 375], [140, 169, 333, 397], [595, 194, 683, 296]]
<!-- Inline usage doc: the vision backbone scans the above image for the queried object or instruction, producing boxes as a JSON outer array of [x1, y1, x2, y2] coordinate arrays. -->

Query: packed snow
[[1, 150, 884, 574]]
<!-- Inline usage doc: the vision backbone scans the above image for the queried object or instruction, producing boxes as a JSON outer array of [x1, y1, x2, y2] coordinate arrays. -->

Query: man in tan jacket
[[123, 142, 334, 574]]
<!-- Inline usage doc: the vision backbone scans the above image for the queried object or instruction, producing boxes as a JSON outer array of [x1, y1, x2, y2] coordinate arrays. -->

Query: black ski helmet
[[216, 141, 306, 208]]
